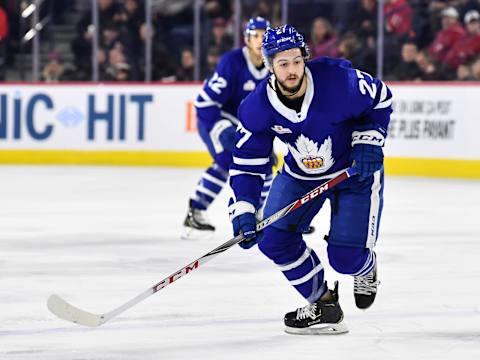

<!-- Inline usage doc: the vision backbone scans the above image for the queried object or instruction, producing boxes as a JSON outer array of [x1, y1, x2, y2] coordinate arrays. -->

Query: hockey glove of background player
[[350, 123, 387, 180], [228, 198, 257, 249], [209, 119, 235, 154]]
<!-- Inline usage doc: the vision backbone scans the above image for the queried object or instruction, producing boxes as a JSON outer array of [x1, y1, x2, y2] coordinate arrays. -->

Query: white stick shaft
[[102, 235, 244, 322]]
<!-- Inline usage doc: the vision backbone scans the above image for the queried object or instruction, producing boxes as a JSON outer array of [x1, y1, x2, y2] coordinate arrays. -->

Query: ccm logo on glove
[[351, 129, 385, 147]]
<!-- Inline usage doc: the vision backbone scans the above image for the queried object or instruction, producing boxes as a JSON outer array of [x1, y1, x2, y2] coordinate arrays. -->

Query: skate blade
[[181, 227, 214, 240], [285, 322, 349, 335]]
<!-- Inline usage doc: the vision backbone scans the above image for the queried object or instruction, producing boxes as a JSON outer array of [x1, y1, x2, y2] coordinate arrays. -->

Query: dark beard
[[275, 71, 305, 97]]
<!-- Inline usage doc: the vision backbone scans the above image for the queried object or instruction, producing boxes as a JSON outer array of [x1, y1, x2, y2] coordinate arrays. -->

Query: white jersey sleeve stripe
[[374, 98, 392, 110], [220, 111, 240, 125], [379, 81, 387, 102], [194, 99, 220, 108], [229, 169, 266, 180], [233, 156, 270, 166], [194, 89, 221, 108]]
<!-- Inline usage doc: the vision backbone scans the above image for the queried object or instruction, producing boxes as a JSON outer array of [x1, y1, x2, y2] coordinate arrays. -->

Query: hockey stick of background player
[[47, 167, 357, 327]]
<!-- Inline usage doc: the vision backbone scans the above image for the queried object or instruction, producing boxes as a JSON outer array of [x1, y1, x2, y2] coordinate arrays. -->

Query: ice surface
[[1, 166, 479, 360]]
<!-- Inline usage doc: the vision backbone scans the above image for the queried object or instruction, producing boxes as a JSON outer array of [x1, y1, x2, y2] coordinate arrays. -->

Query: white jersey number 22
[[208, 72, 227, 95]]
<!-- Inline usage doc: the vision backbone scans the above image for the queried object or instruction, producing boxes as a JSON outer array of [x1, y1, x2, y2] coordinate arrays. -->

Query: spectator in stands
[[204, 0, 231, 21], [41, 51, 65, 82], [409, 0, 433, 49], [96, 48, 109, 78], [103, 46, 133, 81], [0, 1, 7, 80], [428, 0, 450, 15], [427, 6, 466, 64], [308, 17, 339, 59], [71, 0, 121, 78], [203, 46, 221, 79], [175, 48, 195, 81], [348, 0, 380, 74], [136, 22, 176, 81], [155, 0, 194, 58], [98, 21, 137, 79], [117, 0, 144, 31], [351, 0, 377, 41], [391, 41, 424, 80], [337, 31, 376, 75], [444, 10, 480, 70], [100, 21, 121, 50], [113, 0, 144, 58], [384, 0, 414, 37], [209, 17, 233, 54], [381, 0, 414, 74], [415, 50, 443, 80], [255, 0, 281, 24], [470, 55, 480, 79], [456, 63, 474, 80]]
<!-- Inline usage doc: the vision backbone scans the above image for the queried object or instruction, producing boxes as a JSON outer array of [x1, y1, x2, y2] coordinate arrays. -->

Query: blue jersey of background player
[[228, 25, 393, 334], [183, 17, 272, 238]]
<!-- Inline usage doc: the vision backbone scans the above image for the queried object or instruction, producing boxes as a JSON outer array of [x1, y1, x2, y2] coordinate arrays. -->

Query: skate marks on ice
[[1, 168, 480, 359]]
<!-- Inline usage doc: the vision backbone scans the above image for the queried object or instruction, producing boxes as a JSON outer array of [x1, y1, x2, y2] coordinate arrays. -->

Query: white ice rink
[[1, 165, 479, 360]]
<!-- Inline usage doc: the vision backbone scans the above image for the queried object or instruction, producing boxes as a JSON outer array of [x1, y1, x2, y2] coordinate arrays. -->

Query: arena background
[[1, 0, 479, 178], [2, 2, 480, 359]]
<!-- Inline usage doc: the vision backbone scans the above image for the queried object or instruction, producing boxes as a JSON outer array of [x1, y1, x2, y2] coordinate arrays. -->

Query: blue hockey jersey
[[194, 47, 269, 130], [230, 57, 393, 206]]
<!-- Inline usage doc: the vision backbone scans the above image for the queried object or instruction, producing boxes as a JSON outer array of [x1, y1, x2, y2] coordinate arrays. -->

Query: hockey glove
[[209, 119, 235, 154], [229, 198, 257, 249], [350, 124, 386, 180]]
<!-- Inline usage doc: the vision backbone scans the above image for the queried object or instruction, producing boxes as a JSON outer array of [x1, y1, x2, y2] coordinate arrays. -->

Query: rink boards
[[0, 82, 479, 179]]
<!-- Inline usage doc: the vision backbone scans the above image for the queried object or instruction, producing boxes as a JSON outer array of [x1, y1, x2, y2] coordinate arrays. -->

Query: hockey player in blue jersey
[[228, 25, 393, 334], [183, 16, 273, 238]]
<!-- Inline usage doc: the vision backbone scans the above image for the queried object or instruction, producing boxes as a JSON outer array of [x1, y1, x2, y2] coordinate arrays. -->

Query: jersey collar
[[266, 67, 314, 123], [242, 47, 269, 80]]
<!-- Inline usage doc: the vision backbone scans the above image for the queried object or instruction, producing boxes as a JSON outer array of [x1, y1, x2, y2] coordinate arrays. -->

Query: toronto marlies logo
[[288, 134, 334, 174]]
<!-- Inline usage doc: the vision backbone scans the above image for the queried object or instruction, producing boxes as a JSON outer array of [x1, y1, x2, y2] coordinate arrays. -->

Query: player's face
[[246, 30, 266, 58], [271, 48, 305, 93]]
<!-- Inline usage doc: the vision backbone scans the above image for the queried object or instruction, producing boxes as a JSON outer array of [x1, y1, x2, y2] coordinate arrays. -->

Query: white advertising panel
[[0, 84, 205, 151], [0, 83, 478, 161], [386, 83, 479, 159]]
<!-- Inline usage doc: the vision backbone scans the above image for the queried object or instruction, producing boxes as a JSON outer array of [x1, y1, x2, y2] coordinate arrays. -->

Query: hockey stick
[[47, 167, 357, 327]]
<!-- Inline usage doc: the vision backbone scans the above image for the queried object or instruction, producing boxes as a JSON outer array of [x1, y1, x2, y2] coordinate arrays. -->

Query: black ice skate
[[182, 201, 215, 239], [284, 281, 348, 335], [354, 265, 379, 310]]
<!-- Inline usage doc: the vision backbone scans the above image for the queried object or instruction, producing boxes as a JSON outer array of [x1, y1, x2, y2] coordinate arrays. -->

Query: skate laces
[[296, 303, 318, 320], [354, 272, 380, 295]]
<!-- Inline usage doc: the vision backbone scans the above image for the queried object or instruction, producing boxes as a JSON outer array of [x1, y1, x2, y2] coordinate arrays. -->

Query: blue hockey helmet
[[262, 24, 310, 65], [244, 16, 270, 36]]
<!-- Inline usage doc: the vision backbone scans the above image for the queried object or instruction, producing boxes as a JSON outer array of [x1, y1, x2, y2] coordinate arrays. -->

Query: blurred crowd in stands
[[1, 0, 480, 82]]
